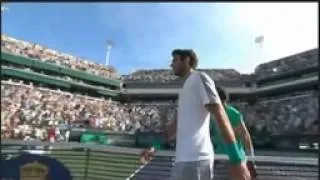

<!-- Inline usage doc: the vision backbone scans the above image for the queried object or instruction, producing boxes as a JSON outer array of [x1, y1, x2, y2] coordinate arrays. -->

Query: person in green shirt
[[210, 87, 255, 158], [210, 87, 257, 179]]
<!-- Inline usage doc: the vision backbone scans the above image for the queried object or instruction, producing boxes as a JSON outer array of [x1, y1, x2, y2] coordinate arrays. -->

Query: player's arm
[[234, 121, 255, 157], [199, 73, 245, 164], [233, 116, 257, 178], [205, 104, 244, 161], [140, 116, 177, 164]]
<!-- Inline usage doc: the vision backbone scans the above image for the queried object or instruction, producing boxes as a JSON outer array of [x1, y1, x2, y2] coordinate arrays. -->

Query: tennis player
[[211, 87, 257, 178], [141, 49, 251, 180]]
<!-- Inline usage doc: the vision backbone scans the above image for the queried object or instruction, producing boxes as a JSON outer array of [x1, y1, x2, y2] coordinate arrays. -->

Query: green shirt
[[210, 105, 245, 155]]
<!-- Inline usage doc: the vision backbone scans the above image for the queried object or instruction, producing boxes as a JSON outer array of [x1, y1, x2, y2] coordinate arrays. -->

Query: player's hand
[[139, 147, 156, 164], [229, 161, 251, 180]]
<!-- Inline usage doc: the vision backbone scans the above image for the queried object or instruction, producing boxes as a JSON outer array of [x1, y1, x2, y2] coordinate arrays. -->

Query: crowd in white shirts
[[1, 80, 318, 142], [1, 80, 166, 141]]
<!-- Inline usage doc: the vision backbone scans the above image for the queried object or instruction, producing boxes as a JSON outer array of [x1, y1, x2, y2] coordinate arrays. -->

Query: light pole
[[1, 4, 8, 34], [1, 3, 8, 12], [105, 40, 113, 67], [254, 35, 264, 68], [1, 7, 7, 12]]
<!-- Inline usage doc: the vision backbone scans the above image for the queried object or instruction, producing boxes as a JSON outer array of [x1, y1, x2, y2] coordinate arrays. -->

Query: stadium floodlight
[[1, 6, 8, 12], [105, 40, 113, 67], [1, 2, 8, 12], [255, 35, 264, 48], [253, 35, 265, 70]]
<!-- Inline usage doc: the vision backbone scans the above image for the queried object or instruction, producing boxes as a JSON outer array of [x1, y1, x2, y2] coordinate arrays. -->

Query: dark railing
[[1, 140, 318, 180]]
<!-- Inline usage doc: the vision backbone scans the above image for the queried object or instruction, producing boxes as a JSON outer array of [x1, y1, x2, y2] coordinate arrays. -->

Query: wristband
[[226, 143, 246, 164]]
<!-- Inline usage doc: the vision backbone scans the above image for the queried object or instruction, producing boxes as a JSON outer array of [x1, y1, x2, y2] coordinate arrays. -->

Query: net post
[[84, 148, 90, 180]]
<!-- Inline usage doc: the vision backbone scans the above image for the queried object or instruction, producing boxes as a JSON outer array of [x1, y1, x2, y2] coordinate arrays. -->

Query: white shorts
[[170, 159, 214, 180]]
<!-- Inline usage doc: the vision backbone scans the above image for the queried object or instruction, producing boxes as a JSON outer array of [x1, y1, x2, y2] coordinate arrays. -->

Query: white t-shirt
[[175, 71, 221, 162]]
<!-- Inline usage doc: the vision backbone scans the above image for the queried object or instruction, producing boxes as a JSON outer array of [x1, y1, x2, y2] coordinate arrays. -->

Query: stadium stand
[[254, 48, 318, 80], [1, 34, 119, 79], [122, 69, 247, 88], [1, 34, 318, 139], [1, 80, 166, 141], [2, 80, 317, 141]]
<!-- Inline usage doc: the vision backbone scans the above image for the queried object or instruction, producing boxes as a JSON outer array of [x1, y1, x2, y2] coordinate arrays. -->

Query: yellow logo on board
[[20, 161, 48, 180]]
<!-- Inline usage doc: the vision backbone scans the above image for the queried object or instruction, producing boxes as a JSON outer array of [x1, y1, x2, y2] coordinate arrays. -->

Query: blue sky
[[2, 3, 318, 75]]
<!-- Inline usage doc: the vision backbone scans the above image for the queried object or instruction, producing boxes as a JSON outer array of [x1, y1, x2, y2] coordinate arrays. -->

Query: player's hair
[[216, 87, 227, 102], [171, 49, 198, 69]]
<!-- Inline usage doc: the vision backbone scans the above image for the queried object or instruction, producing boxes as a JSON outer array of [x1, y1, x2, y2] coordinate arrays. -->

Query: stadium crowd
[[1, 80, 166, 141], [1, 34, 119, 79], [123, 69, 244, 84], [254, 48, 318, 80], [1, 80, 318, 142], [1, 34, 318, 143], [233, 91, 318, 135], [123, 49, 318, 85]]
